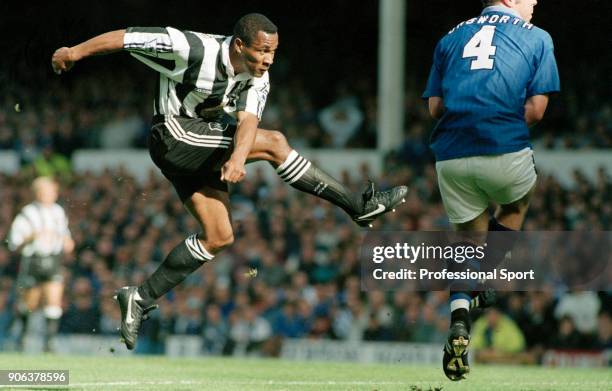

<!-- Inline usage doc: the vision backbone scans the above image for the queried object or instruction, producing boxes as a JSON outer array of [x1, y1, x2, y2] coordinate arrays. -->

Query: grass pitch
[[0, 353, 609, 390]]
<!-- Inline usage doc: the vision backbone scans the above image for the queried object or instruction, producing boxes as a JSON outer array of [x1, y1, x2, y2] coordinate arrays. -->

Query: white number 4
[[463, 25, 497, 70]]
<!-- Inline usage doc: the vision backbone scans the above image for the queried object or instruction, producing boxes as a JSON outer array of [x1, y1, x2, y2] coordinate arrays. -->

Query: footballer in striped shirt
[[52, 13, 407, 350]]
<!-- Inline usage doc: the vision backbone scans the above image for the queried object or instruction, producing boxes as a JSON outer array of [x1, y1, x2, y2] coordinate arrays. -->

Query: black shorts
[[148, 115, 236, 202], [18, 255, 63, 289]]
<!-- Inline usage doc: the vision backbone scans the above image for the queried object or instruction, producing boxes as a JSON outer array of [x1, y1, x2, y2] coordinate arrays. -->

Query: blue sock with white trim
[[276, 150, 360, 215], [138, 234, 213, 306], [449, 292, 471, 330]]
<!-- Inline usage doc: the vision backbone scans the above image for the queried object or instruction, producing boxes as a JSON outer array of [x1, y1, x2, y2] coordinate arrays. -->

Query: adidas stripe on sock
[[275, 150, 360, 215], [276, 150, 312, 184]]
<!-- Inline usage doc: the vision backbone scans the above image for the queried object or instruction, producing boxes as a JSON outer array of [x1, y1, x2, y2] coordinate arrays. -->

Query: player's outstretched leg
[[248, 129, 408, 226], [115, 234, 215, 349], [115, 234, 214, 349], [115, 187, 231, 350]]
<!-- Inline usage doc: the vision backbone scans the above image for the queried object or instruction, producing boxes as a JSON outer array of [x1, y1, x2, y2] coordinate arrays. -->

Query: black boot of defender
[[442, 320, 470, 381], [470, 288, 497, 310]]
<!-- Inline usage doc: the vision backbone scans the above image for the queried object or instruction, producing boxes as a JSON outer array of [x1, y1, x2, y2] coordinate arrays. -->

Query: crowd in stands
[[0, 160, 610, 360], [0, 61, 610, 158]]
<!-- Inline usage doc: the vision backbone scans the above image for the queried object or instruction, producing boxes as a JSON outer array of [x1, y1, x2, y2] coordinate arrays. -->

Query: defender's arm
[[428, 96, 445, 120], [524, 94, 549, 127]]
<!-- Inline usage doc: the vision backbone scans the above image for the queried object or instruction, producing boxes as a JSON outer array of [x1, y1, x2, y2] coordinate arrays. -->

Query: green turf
[[0, 353, 609, 390]]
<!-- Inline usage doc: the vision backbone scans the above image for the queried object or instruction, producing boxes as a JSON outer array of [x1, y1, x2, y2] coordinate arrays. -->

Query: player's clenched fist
[[51, 47, 75, 74], [220, 158, 246, 183]]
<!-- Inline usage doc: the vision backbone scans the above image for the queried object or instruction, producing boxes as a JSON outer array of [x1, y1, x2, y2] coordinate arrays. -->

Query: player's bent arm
[[233, 112, 259, 161], [52, 30, 126, 74], [428, 97, 445, 120], [524, 94, 549, 127], [220, 111, 259, 183]]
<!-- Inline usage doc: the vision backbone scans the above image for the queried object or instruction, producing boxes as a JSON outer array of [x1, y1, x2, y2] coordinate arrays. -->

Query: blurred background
[[0, 0, 610, 367]]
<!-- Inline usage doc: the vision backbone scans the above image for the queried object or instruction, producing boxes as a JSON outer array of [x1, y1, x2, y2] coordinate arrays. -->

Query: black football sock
[[482, 217, 518, 272], [45, 318, 59, 340], [43, 306, 62, 341], [275, 150, 361, 216], [447, 240, 477, 331], [17, 309, 30, 346], [137, 234, 213, 306], [449, 292, 471, 331], [447, 241, 481, 290]]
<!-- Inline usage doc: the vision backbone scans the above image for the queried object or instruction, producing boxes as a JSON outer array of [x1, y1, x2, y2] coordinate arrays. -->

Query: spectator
[[519, 292, 557, 350], [202, 304, 229, 355], [554, 291, 601, 334], [318, 101, 364, 148], [589, 310, 611, 350], [550, 315, 585, 350], [59, 277, 100, 334], [271, 301, 308, 339], [228, 307, 272, 356], [173, 298, 203, 335], [471, 308, 527, 363]]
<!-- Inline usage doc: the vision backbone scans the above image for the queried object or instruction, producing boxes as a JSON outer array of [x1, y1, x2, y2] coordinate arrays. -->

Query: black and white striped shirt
[[124, 27, 270, 122], [7, 202, 71, 257]]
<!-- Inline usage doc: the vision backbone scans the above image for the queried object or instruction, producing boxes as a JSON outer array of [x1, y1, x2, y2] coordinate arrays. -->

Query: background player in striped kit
[[51, 13, 407, 350], [6, 176, 74, 352], [423, 0, 560, 381]]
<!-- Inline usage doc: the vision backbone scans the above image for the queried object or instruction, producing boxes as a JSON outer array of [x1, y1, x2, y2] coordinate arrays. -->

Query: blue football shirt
[[423, 6, 561, 161]]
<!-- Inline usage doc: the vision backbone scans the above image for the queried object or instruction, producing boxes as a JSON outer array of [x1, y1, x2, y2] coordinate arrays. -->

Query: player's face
[[237, 31, 278, 77], [514, 0, 537, 23], [35, 181, 59, 205]]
